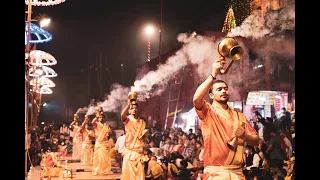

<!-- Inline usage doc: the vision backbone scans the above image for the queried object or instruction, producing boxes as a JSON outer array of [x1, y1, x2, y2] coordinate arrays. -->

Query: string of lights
[[222, 6, 236, 33], [25, 0, 66, 177], [223, 0, 253, 32], [24, 0, 66, 6], [147, 41, 151, 62]]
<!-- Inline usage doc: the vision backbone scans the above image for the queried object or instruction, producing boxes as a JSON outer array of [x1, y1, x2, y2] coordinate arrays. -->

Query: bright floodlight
[[40, 18, 51, 27], [43, 103, 47, 106], [145, 26, 154, 36]]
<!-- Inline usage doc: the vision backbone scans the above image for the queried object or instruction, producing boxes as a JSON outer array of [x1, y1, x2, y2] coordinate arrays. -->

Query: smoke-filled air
[[228, 4, 295, 39], [78, 4, 295, 115]]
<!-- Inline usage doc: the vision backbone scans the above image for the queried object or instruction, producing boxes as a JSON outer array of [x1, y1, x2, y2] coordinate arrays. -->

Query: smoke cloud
[[78, 4, 295, 115], [85, 84, 130, 115], [228, 5, 295, 39], [76, 107, 88, 114]]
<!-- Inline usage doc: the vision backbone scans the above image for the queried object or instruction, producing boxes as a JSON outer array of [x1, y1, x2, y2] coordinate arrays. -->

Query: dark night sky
[[29, 0, 228, 122]]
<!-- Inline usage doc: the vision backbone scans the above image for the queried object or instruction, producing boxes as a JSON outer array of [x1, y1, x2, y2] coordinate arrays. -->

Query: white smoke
[[131, 50, 189, 101], [76, 107, 88, 114], [78, 5, 295, 115], [178, 34, 221, 79], [228, 5, 295, 39], [81, 34, 218, 115], [86, 84, 130, 115]]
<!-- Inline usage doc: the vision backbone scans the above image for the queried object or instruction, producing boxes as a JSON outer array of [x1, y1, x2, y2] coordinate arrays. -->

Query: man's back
[[269, 134, 284, 160]]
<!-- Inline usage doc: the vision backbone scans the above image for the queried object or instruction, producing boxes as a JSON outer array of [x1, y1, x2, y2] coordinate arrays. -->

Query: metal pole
[[25, 0, 32, 176], [88, 50, 91, 99], [158, 0, 163, 128], [158, 0, 163, 65]]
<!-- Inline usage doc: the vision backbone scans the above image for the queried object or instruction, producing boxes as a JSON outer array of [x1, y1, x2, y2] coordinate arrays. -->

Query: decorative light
[[30, 76, 56, 87], [26, 50, 57, 66], [36, 86, 53, 94], [25, 0, 66, 6], [34, 66, 44, 76], [223, 0, 253, 32], [222, 6, 236, 33], [147, 41, 151, 62], [25, 23, 52, 45], [29, 66, 58, 77]]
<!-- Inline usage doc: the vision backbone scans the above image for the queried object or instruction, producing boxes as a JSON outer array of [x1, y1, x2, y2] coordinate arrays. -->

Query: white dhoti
[[203, 165, 245, 180], [92, 141, 113, 175], [81, 142, 93, 166], [72, 139, 82, 160], [121, 148, 149, 180]]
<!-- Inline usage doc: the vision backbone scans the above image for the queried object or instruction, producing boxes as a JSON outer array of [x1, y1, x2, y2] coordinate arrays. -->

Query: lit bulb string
[[25, 0, 67, 7], [147, 41, 151, 61]]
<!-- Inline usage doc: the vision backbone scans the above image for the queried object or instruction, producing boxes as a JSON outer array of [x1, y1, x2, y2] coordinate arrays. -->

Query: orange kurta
[[81, 129, 94, 166], [195, 100, 257, 180], [92, 122, 113, 175], [121, 115, 149, 180], [72, 125, 83, 160]]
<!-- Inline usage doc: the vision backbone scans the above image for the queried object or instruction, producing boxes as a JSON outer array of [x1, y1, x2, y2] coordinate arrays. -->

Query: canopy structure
[[29, 66, 58, 77], [26, 50, 57, 66], [30, 76, 56, 88]]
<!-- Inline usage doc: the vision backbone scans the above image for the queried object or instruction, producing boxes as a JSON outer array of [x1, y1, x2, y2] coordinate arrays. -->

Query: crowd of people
[[27, 55, 295, 180], [27, 109, 295, 180]]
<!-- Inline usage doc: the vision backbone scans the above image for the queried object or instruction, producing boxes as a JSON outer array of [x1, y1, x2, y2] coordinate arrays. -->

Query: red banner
[[274, 97, 281, 113]]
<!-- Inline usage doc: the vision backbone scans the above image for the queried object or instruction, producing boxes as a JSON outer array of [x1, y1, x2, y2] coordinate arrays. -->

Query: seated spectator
[[269, 159, 286, 180], [178, 160, 192, 180], [243, 145, 263, 180]]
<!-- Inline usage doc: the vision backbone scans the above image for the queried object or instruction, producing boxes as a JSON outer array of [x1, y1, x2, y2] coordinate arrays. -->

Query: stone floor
[[26, 156, 121, 180]]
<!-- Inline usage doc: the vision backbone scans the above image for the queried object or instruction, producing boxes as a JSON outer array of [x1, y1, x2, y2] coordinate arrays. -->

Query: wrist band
[[210, 74, 216, 80]]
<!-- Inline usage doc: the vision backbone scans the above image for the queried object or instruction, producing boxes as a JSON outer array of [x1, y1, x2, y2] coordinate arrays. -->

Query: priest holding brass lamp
[[193, 37, 259, 180], [120, 91, 149, 180]]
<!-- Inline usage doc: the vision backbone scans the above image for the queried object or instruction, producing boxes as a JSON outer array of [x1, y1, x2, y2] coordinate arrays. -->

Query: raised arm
[[81, 120, 87, 130], [121, 100, 131, 121], [69, 121, 76, 129], [193, 55, 225, 109], [91, 115, 98, 125]]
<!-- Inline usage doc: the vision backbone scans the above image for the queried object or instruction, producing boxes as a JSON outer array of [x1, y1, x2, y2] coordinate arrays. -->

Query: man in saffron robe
[[70, 114, 83, 161], [120, 98, 149, 180], [91, 107, 113, 175], [81, 115, 95, 166], [193, 55, 260, 180]]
